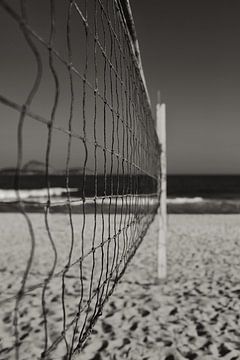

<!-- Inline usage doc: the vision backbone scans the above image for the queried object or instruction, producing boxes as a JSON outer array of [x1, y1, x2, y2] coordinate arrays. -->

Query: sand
[[1, 214, 240, 359]]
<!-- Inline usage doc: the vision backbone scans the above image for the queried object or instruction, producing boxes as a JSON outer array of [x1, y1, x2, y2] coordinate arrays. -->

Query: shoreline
[[1, 198, 240, 213]]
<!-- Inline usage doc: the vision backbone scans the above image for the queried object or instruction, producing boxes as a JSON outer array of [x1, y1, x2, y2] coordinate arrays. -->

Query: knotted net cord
[[0, 0, 161, 358]]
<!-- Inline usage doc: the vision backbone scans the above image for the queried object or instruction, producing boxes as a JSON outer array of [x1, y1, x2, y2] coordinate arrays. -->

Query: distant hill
[[0, 160, 94, 175], [68, 167, 94, 175], [0, 161, 53, 175], [22, 160, 49, 174]]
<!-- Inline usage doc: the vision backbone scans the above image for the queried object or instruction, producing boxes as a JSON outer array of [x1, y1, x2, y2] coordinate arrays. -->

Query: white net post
[[156, 92, 167, 279]]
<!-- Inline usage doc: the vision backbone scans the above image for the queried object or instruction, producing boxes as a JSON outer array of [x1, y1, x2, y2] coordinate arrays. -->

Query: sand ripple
[[1, 215, 240, 359]]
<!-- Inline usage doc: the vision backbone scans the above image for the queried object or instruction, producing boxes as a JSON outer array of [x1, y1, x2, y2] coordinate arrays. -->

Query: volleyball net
[[0, 0, 161, 358]]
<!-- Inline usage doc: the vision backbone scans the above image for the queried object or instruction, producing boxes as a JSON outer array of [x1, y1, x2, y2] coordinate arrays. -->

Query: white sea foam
[[0, 188, 78, 202], [0, 190, 203, 205], [167, 197, 204, 204]]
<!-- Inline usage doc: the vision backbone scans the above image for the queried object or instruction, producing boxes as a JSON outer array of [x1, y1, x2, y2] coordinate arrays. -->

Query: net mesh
[[0, 0, 161, 358]]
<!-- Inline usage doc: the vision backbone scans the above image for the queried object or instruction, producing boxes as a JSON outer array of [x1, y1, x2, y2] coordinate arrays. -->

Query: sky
[[0, 0, 240, 175], [131, 0, 240, 174]]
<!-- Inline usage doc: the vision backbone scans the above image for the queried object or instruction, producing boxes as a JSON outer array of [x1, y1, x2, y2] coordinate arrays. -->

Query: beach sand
[[1, 214, 240, 359]]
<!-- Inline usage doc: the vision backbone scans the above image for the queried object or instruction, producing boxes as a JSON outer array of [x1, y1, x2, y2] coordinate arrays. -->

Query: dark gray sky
[[1, 0, 240, 174], [132, 0, 240, 174]]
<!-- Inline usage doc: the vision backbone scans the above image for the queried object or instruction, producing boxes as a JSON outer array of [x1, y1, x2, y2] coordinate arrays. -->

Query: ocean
[[168, 175, 240, 199], [1, 175, 240, 213]]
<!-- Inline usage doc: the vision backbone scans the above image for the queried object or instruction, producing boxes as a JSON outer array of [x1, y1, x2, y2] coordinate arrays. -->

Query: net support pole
[[156, 92, 167, 279]]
